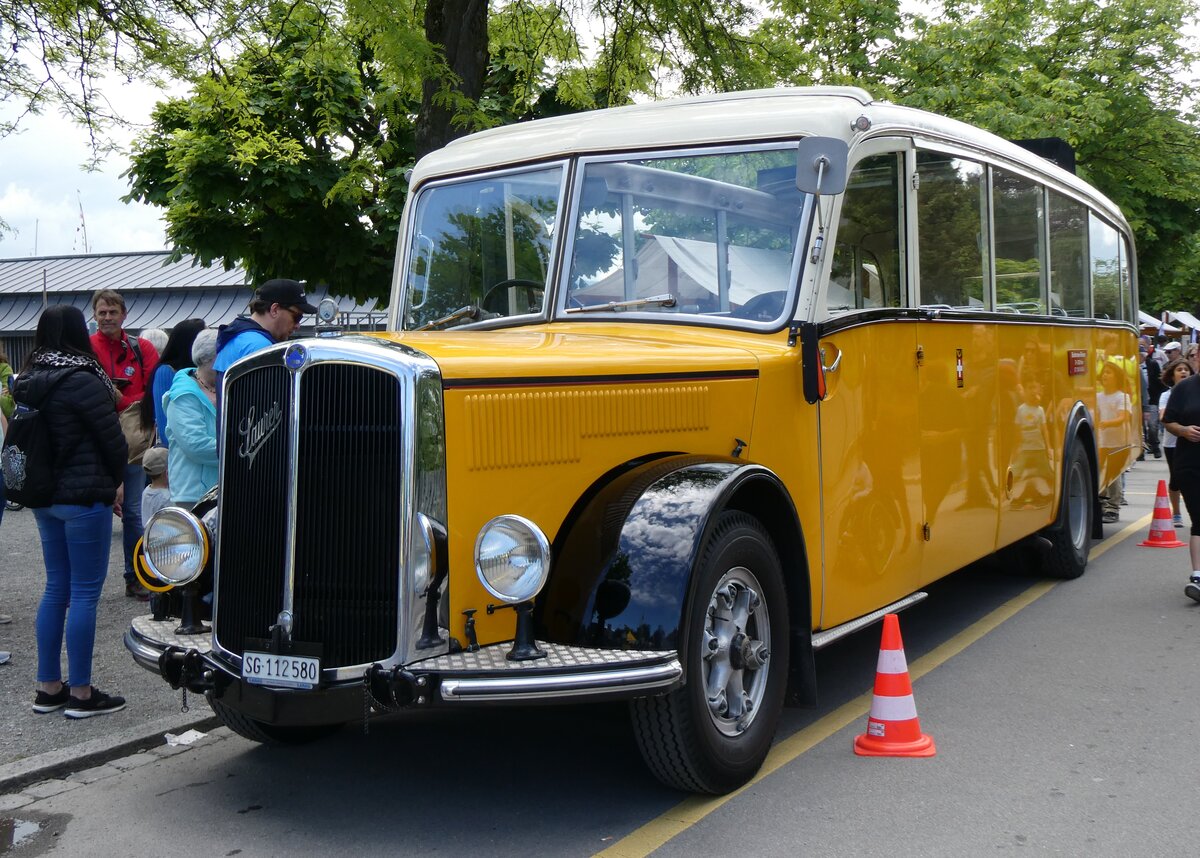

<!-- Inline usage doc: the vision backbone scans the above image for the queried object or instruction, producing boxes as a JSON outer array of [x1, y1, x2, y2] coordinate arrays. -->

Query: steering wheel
[[732, 291, 788, 321], [481, 278, 545, 316]]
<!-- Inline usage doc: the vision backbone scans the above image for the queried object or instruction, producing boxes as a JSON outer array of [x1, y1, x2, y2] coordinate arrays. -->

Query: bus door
[[913, 150, 1001, 579], [915, 318, 1000, 579], [816, 143, 924, 629]]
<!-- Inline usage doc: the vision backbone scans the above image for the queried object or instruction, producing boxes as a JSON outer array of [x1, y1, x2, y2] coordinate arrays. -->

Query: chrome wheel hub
[[701, 567, 771, 736]]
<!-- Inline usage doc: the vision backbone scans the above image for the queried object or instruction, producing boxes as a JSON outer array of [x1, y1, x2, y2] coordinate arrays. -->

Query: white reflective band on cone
[[868, 693, 919, 722], [876, 649, 909, 674]]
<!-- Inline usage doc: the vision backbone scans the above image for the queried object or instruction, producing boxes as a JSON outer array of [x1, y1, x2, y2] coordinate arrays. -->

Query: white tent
[[1169, 310, 1200, 330], [1139, 310, 1181, 332], [580, 235, 792, 307]]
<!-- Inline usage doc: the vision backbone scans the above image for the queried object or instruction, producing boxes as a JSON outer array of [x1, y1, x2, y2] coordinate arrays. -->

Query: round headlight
[[143, 508, 209, 585], [474, 515, 550, 603]]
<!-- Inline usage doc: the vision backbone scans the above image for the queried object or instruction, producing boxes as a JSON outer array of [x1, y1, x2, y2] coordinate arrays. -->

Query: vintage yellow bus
[[127, 87, 1140, 794]]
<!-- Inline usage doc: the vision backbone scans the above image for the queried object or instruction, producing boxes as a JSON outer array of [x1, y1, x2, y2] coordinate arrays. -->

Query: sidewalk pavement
[[0, 506, 217, 794], [0, 457, 1175, 794]]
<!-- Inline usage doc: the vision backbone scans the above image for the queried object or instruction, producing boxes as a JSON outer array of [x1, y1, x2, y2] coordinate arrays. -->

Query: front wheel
[[208, 697, 344, 746], [630, 511, 789, 793], [1041, 442, 1093, 579]]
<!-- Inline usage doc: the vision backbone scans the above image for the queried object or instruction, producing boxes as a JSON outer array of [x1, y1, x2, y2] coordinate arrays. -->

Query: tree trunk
[[415, 0, 489, 160]]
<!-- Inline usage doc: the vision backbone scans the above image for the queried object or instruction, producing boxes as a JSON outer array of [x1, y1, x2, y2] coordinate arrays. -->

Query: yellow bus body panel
[[379, 325, 770, 643], [368, 317, 1138, 646]]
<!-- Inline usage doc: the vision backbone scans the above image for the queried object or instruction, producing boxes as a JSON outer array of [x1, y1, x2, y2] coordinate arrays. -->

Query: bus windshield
[[402, 166, 564, 330], [564, 147, 806, 323]]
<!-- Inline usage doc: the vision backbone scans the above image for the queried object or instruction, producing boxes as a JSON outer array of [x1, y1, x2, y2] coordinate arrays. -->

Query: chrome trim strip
[[439, 659, 683, 702], [282, 365, 302, 623], [124, 627, 166, 673], [820, 307, 1137, 337], [811, 591, 927, 650]]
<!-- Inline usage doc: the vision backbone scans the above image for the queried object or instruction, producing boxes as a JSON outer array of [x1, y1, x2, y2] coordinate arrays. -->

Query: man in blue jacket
[[213, 279, 318, 410]]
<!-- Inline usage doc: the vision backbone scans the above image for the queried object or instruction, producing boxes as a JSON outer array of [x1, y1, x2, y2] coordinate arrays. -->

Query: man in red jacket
[[90, 289, 160, 600]]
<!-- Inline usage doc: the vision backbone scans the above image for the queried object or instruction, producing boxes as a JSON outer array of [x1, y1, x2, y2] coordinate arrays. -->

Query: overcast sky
[[0, 78, 172, 260]]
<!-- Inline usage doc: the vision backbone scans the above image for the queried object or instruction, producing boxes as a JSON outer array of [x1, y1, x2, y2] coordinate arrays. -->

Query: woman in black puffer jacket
[[12, 305, 129, 718]]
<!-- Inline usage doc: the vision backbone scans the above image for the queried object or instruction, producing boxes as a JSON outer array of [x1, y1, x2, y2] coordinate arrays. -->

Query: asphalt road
[[1, 458, 1194, 856], [0, 505, 197, 768]]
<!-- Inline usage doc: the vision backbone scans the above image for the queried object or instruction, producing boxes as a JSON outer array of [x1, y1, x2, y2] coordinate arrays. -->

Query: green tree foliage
[[884, 0, 1200, 315], [745, 0, 1200, 315], [124, 3, 411, 299], [17, 0, 1200, 310], [123, 0, 774, 296]]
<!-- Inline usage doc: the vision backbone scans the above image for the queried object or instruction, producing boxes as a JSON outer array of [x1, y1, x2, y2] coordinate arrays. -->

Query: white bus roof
[[412, 86, 1129, 232]]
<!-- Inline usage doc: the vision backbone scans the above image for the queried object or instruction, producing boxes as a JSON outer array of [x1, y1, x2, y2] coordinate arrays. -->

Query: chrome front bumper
[[125, 616, 682, 705]]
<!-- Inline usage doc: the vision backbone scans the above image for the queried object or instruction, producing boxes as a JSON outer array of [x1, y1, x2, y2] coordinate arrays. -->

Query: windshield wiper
[[413, 305, 499, 331], [565, 294, 677, 314]]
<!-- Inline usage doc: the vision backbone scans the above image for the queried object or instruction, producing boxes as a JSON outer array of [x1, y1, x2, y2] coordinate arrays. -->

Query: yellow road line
[[594, 514, 1150, 858]]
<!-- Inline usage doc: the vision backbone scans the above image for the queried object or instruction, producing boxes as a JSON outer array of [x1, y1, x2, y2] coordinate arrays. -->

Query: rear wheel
[[630, 511, 789, 793], [208, 697, 344, 746], [1042, 442, 1093, 579]]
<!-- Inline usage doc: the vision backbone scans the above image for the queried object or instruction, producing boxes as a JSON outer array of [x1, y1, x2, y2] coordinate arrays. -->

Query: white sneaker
[[0, 651, 10, 665], [1174, 514, 1184, 527], [0, 614, 11, 625]]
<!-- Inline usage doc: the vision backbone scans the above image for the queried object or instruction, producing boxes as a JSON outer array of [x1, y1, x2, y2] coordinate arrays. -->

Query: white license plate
[[242, 651, 320, 689]]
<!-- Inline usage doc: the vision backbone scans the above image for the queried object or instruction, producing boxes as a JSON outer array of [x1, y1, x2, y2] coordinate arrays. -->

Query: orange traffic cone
[[1138, 479, 1186, 548], [854, 613, 936, 758]]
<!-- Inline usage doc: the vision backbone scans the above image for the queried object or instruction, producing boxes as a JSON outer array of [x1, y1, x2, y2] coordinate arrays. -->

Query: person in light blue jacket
[[140, 318, 205, 448], [163, 329, 219, 509]]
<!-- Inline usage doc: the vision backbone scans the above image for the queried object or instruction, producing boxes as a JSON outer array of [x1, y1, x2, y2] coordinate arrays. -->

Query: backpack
[[0, 370, 78, 508]]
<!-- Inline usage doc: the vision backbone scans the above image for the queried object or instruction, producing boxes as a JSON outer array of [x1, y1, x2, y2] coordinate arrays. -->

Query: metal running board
[[810, 591, 928, 650]]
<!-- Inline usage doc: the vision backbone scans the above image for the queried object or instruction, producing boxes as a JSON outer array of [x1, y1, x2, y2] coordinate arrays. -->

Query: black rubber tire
[[207, 696, 343, 746], [629, 511, 789, 794], [1042, 442, 1093, 579]]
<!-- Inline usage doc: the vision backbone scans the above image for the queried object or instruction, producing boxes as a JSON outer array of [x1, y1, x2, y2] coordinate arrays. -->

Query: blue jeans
[[122, 462, 147, 583], [33, 503, 113, 687]]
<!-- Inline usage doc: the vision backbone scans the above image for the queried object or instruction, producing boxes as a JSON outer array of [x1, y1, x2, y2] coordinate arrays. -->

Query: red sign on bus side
[[1067, 349, 1088, 376]]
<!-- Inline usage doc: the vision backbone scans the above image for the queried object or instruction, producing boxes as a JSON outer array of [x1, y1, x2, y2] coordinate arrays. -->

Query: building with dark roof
[[0, 251, 385, 367]]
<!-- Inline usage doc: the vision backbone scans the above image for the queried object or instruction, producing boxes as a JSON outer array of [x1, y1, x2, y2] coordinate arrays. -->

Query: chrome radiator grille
[[214, 361, 403, 668]]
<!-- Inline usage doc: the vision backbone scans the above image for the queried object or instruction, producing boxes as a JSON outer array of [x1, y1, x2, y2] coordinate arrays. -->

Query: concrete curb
[[0, 711, 220, 795]]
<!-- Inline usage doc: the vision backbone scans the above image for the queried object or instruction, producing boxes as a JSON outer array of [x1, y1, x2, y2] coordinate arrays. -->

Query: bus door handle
[[820, 346, 842, 373]]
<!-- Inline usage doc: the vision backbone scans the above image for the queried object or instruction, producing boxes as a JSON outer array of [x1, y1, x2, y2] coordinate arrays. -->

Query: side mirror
[[796, 137, 850, 197]]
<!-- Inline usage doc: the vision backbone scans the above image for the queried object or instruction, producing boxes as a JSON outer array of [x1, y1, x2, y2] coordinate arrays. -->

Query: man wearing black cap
[[213, 279, 318, 403]]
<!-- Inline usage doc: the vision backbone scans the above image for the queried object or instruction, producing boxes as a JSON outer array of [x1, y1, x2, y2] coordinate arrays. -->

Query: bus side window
[[915, 151, 988, 309], [1049, 191, 1089, 318], [1089, 214, 1121, 320], [830, 152, 904, 313], [992, 167, 1045, 314]]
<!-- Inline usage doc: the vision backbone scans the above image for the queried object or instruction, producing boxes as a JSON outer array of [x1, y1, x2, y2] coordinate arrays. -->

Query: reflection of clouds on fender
[[618, 469, 726, 612]]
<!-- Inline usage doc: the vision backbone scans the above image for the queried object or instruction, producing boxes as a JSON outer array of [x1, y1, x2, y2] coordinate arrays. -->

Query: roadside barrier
[[853, 613, 936, 758], [1138, 480, 1186, 548]]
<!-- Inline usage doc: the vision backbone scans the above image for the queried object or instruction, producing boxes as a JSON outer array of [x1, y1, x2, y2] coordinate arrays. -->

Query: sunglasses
[[278, 306, 303, 324]]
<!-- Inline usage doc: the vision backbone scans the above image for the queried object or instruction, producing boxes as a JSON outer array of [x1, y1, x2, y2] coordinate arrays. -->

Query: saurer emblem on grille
[[237, 402, 283, 470]]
